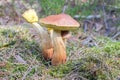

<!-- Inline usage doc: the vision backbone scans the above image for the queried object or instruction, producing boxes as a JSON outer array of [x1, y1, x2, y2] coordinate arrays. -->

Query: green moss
[[104, 42, 120, 54], [49, 61, 74, 78], [0, 29, 17, 38], [49, 37, 120, 79]]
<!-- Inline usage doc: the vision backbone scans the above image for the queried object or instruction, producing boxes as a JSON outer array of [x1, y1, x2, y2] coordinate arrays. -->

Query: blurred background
[[0, 0, 120, 40]]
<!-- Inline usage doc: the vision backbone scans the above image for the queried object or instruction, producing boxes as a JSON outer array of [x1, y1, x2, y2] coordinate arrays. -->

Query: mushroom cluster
[[22, 10, 80, 66]]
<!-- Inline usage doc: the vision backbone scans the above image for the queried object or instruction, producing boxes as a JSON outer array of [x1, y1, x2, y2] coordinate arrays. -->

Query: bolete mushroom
[[22, 9, 53, 60], [39, 13, 80, 66]]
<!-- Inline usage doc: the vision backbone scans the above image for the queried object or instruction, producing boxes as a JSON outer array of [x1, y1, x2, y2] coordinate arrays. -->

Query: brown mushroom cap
[[39, 13, 80, 30]]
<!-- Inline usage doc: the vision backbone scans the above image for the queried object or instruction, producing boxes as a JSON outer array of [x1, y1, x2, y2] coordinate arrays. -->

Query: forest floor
[[0, 25, 120, 80]]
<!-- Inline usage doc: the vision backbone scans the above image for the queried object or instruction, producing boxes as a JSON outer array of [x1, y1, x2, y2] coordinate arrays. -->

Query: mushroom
[[39, 13, 80, 66], [22, 9, 53, 60]]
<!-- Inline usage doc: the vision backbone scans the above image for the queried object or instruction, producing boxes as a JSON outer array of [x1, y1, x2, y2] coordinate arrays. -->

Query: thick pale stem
[[51, 30, 66, 66], [32, 23, 53, 60], [63, 38, 67, 46], [49, 29, 53, 45]]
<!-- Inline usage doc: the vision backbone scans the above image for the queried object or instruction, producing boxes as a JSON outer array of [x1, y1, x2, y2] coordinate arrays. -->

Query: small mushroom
[[40, 13, 80, 66], [22, 9, 53, 60]]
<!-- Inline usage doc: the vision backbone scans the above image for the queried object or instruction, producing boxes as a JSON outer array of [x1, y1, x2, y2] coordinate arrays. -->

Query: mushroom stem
[[49, 29, 54, 45], [32, 23, 53, 60], [63, 38, 67, 46], [51, 30, 66, 66]]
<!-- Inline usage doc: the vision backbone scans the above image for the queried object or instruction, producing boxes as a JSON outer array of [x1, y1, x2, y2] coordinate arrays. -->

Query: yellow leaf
[[22, 9, 38, 23]]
